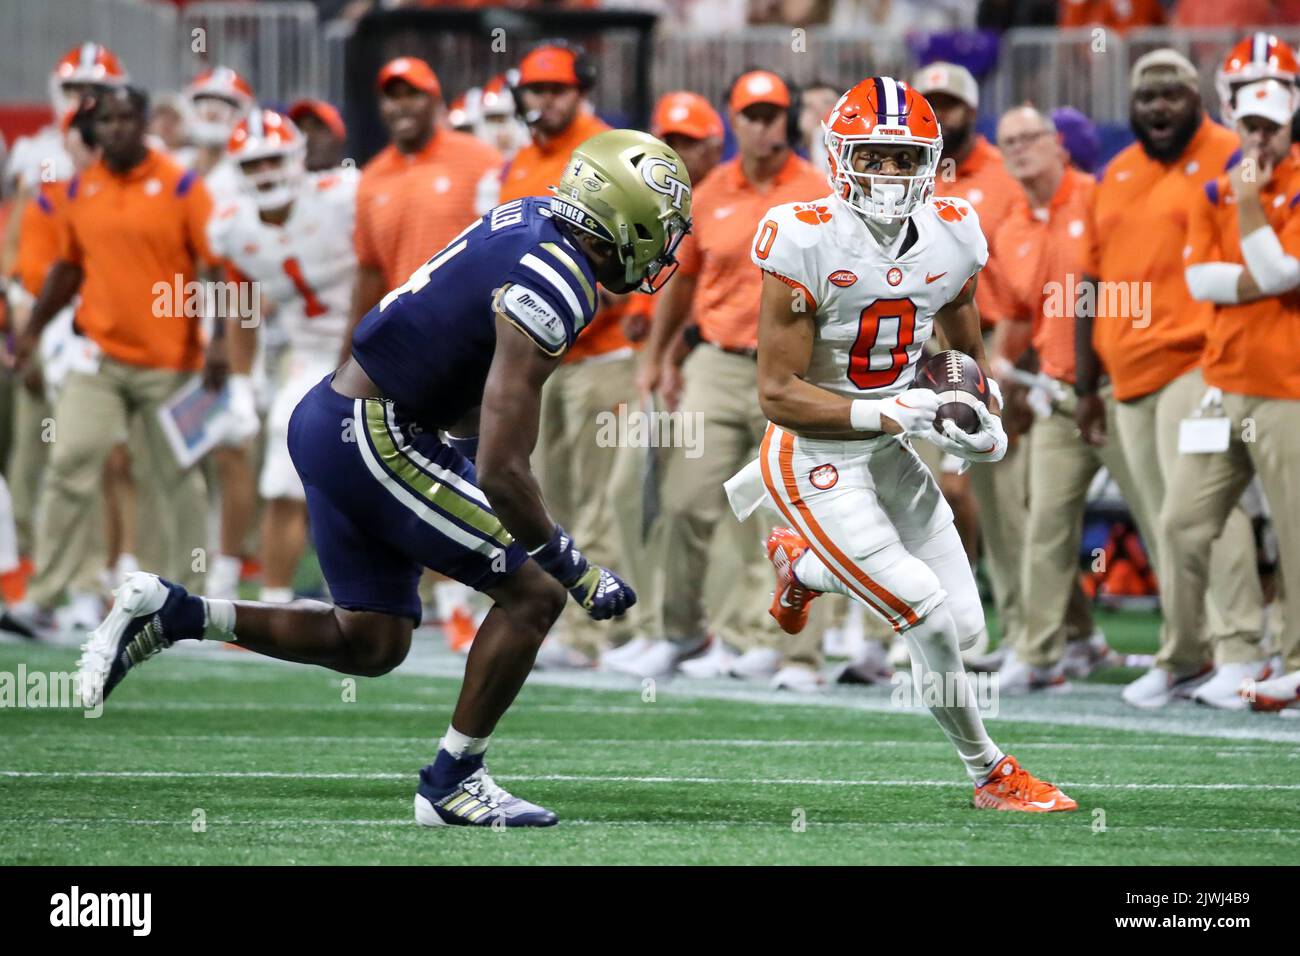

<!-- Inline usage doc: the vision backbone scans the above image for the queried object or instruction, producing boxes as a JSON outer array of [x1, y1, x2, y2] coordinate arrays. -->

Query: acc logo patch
[[828, 269, 857, 287], [794, 203, 832, 225], [809, 464, 838, 490], [886, 267, 903, 286]]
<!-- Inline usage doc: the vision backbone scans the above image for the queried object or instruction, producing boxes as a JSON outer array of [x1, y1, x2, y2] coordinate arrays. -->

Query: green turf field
[[2, 609, 1297, 865]]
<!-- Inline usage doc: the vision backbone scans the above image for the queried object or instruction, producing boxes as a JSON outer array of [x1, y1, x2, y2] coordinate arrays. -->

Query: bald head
[[997, 105, 1064, 184]]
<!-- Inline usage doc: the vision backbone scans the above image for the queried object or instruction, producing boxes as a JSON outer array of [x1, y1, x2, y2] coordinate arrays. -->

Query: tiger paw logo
[[794, 203, 832, 225], [809, 464, 838, 490], [933, 199, 969, 223]]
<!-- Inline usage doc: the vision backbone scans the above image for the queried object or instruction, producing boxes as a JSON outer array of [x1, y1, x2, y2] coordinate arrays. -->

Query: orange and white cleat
[[973, 755, 1078, 813], [765, 527, 822, 635]]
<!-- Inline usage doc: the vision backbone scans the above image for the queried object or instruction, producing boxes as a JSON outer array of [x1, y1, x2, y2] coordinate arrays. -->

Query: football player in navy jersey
[[78, 129, 693, 828]]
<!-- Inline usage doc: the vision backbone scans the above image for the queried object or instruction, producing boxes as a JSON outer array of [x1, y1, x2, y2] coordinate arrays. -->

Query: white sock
[[901, 602, 1003, 782], [441, 723, 490, 758], [259, 586, 294, 604], [201, 597, 237, 642]]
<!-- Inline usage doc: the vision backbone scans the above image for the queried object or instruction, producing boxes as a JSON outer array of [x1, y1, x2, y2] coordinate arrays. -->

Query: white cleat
[[728, 646, 782, 680], [1121, 664, 1211, 709], [598, 635, 649, 671], [605, 637, 706, 679], [771, 664, 823, 692], [1191, 660, 1271, 711], [1245, 668, 1300, 712], [996, 651, 1067, 695], [1061, 630, 1122, 679], [75, 572, 175, 708], [678, 638, 737, 679]]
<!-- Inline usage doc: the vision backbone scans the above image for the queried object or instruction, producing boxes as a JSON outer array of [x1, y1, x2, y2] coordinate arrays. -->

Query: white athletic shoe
[[1191, 660, 1271, 711], [678, 638, 737, 679], [771, 664, 823, 692], [206, 553, 242, 601], [728, 646, 782, 680], [1121, 664, 1211, 709], [1245, 668, 1300, 712], [605, 638, 707, 679], [1061, 630, 1122, 679], [598, 635, 649, 671], [996, 651, 1066, 695], [532, 639, 594, 671]]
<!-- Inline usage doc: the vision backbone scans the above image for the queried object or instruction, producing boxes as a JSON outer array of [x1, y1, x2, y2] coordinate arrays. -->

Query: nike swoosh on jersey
[[925, 272, 947, 283]]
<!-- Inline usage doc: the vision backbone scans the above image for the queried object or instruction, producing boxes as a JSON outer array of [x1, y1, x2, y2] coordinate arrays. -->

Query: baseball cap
[[1130, 49, 1198, 93], [729, 71, 790, 113], [517, 45, 580, 87], [288, 99, 346, 140], [1234, 78, 1296, 126], [911, 62, 980, 110], [653, 91, 724, 140], [377, 57, 441, 98], [1051, 106, 1100, 173]]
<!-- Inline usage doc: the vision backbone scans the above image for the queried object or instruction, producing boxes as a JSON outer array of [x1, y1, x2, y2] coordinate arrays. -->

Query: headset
[[510, 39, 598, 128], [726, 69, 801, 151]]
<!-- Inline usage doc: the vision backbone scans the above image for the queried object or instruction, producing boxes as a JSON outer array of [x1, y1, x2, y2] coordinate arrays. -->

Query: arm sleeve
[[1240, 225, 1300, 295], [1184, 263, 1243, 304]]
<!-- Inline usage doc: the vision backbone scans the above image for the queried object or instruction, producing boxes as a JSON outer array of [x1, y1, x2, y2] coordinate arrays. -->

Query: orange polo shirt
[[1084, 116, 1239, 401], [1061, 0, 1165, 29], [932, 135, 1021, 326], [498, 111, 609, 204], [1185, 155, 1300, 400], [16, 182, 67, 297], [680, 152, 826, 351], [993, 168, 1095, 384], [355, 128, 502, 291], [58, 149, 216, 372]]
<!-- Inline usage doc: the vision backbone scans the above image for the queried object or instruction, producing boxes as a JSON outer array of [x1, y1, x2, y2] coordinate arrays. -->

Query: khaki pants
[[1113, 367, 1264, 667], [28, 357, 207, 607], [7, 375, 51, 557], [535, 354, 647, 657], [969, 438, 1028, 645], [650, 344, 818, 663], [1160, 393, 1300, 672], [1021, 387, 1151, 666]]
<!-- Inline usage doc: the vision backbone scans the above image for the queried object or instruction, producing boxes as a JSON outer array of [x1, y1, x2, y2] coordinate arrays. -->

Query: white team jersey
[[5, 126, 72, 191], [751, 193, 987, 401], [207, 169, 358, 361]]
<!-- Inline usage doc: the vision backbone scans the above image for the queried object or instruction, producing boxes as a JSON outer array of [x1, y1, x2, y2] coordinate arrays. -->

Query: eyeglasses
[[999, 129, 1051, 150]]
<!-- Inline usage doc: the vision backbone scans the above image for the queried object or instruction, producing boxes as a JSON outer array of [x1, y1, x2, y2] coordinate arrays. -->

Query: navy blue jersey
[[351, 196, 599, 429]]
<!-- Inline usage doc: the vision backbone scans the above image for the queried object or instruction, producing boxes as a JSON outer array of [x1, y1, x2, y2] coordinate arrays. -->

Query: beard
[[1131, 107, 1200, 163], [941, 121, 971, 161]]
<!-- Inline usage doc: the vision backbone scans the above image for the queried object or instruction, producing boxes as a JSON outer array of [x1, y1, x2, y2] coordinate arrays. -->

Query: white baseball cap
[[911, 62, 979, 110], [1235, 78, 1296, 126]]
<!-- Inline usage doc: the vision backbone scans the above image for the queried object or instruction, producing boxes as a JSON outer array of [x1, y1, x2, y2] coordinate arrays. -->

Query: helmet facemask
[[236, 144, 304, 211], [190, 93, 246, 148], [826, 128, 942, 224]]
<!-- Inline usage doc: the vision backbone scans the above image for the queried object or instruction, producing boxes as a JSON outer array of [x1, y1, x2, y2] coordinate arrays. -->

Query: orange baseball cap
[[288, 99, 346, 140], [517, 45, 580, 87], [652, 91, 724, 141], [377, 57, 441, 98], [729, 70, 790, 113]]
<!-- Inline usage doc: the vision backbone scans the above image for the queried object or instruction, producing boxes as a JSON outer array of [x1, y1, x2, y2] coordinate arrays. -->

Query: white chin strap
[[191, 119, 234, 148]]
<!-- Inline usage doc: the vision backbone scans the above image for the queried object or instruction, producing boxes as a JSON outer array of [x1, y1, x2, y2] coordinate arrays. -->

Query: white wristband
[[850, 398, 882, 432], [1241, 225, 1300, 295]]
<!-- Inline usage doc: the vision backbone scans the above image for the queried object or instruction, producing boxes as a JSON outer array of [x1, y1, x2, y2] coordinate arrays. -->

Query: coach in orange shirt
[[990, 106, 1148, 691], [1166, 79, 1300, 710], [629, 71, 826, 684], [345, 57, 502, 349], [13, 87, 215, 620], [1075, 50, 1265, 708], [912, 61, 1027, 663]]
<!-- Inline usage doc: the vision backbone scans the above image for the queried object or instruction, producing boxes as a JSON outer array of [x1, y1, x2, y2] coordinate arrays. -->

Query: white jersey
[[5, 125, 72, 191], [750, 193, 987, 401], [207, 169, 357, 362]]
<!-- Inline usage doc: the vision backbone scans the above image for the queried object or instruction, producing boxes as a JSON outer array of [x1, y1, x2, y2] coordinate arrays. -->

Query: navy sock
[[167, 588, 207, 642], [421, 749, 485, 796]]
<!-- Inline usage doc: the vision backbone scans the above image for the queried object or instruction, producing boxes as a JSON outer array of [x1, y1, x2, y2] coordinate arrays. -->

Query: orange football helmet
[[49, 43, 129, 120], [227, 109, 304, 211], [186, 66, 256, 147], [824, 76, 942, 224], [1217, 33, 1299, 123]]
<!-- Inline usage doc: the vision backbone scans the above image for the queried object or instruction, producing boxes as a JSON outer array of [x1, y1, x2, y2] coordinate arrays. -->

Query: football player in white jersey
[[208, 109, 357, 604], [732, 76, 1077, 812]]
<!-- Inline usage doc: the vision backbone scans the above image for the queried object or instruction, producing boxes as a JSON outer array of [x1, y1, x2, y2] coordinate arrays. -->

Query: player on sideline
[[77, 129, 694, 828], [730, 77, 1077, 812]]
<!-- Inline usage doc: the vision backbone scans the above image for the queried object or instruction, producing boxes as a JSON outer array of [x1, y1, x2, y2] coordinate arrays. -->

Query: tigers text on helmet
[[550, 129, 693, 294], [824, 77, 942, 224], [1216, 33, 1300, 123], [227, 109, 305, 212]]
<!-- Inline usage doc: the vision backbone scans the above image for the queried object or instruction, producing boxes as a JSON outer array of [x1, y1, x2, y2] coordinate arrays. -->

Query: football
[[912, 349, 990, 435]]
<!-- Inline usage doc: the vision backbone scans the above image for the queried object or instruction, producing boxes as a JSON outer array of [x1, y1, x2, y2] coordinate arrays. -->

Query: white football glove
[[878, 389, 941, 436], [926, 402, 1008, 470], [222, 374, 261, 445]]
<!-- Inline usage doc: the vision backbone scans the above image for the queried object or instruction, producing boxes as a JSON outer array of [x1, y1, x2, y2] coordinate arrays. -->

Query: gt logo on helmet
[[640, 156, 690, 210]]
